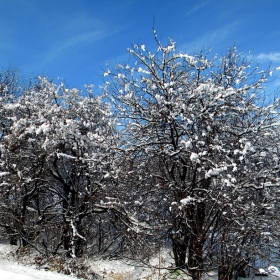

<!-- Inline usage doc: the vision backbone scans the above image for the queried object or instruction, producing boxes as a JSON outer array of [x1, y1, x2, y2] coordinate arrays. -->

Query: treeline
[[1, 38, 280, 280]]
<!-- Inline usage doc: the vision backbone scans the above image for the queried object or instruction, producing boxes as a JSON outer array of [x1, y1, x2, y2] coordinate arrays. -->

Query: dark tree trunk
[[188, 236, 204, 280], [218, 265, 234, 280], [62, 221, 72, 257], [10, 235, 18, 245], [172, 238, 188, 268], [187, 202, 205, 280]]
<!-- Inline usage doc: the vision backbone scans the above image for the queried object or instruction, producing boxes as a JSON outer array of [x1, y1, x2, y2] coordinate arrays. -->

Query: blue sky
[[1, 0, 280, 90]]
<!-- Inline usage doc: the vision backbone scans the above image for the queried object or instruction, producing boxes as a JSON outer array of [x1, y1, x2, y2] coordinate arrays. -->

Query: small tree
[[104, 35, 280, 279]]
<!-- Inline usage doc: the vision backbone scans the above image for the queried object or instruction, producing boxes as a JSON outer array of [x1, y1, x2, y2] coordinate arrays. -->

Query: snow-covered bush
[[0, 77, 116, 258]]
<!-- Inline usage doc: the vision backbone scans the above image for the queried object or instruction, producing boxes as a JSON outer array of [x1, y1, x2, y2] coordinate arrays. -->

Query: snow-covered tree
[[103, 36, 280, 279], [0, 77, 116, 257]]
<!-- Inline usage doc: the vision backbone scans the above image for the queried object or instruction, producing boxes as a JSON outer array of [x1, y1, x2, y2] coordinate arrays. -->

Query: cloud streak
[[47, 29, 110, 60], [178, 21, 239, 53], [256, 52, 280, 62], [37, 12, 124, 68], [185, 2, 208, 17]]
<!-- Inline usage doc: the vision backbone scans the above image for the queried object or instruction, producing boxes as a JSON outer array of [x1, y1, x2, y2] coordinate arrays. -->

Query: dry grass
[[103, 271, 132, 280]]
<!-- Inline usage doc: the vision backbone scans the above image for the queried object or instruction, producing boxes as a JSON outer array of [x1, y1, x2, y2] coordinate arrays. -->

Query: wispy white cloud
[[178, 21, 239, 53], [38, 12, 124, 67], [256, 52, 280, 62], [185, 2, 208, 17], [46, 29, 112, 61]]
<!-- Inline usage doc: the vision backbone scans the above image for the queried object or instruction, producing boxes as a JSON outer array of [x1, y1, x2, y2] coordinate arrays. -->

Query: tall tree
[[103, 36, 280, 279]]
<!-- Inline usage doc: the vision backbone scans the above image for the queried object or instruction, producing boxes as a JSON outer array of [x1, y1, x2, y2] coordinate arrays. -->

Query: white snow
[[141, 44, 146, 51], [190, 152, 199, 162], [258, 268, 268, 275], [180, 196, 195, 205], [185, 140, 192, 149], [0, 260, 78, 280], [0, 245, 80, 280], [268, 265, 279, 273], [0, 244, 279, 280], [0, 244, 190, 280]]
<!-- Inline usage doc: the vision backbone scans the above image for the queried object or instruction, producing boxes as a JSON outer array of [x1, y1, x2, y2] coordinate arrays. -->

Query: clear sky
[[1, 0, 280, 90]]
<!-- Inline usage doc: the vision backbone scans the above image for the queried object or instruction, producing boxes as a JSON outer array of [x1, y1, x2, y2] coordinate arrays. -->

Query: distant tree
[[0, 68, 28, 245], [0, 68, 23, 140], [103, 35, 280, 280]]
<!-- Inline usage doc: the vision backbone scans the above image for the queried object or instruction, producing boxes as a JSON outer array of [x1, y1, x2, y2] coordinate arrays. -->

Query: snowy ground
[[0, 243, 280, 279], [0, 260, 81, 280], [0, 243, 181, 280], [0, 244, 81, 280]]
